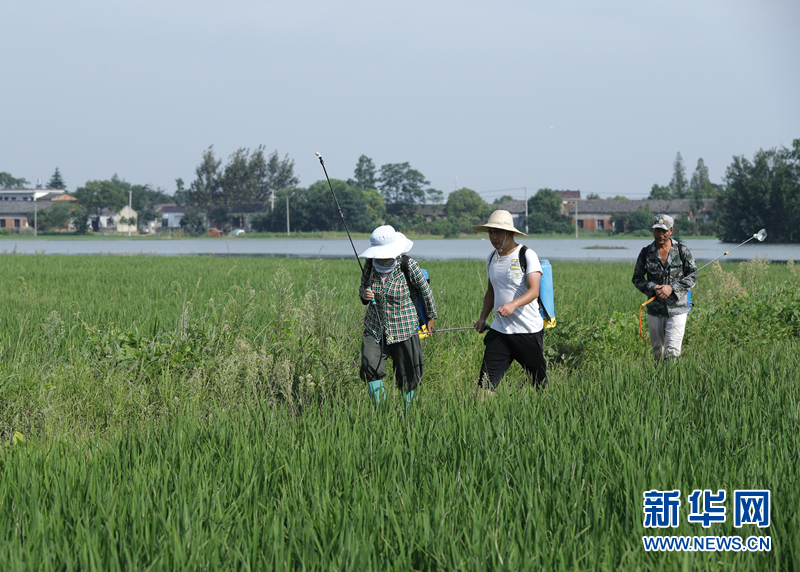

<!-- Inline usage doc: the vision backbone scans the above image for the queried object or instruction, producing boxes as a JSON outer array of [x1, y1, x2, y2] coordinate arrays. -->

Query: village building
[[0, 189, 76, 231], [567, 198, 715, 231], [159, 205, 188, 230]]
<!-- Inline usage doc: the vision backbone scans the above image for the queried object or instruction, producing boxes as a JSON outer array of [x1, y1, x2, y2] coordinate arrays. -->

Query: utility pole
[[286, 195, 290, 236], [575, 200, 578, 239], [33, 195, 37, 237], [524, 187, 528, 234]]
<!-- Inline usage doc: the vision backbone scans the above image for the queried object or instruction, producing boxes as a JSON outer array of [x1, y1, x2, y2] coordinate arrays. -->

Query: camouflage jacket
[[359, 256, 437, 344], [632, 240, 697, 317]]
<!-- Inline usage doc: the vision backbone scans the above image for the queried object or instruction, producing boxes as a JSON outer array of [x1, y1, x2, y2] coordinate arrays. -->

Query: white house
[[0, 189, 68, 202], [159, 205, 187, 229], [116, 205, 137, 234]]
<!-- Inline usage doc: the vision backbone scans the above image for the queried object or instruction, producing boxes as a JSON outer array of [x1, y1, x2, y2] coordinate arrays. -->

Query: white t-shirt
[[486, 244, 544, 334]]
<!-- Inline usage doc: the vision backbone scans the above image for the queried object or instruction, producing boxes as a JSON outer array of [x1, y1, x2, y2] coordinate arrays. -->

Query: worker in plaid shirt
[[359, 225, 437, 407]]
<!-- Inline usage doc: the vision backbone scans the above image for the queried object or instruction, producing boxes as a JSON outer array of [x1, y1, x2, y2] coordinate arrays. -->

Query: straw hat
[[471, 210, 527, 236], [359, 225, 414, 259]]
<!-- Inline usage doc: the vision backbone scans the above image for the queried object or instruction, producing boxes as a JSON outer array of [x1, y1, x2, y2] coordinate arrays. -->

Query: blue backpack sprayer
[[488, 246, 556, 329]]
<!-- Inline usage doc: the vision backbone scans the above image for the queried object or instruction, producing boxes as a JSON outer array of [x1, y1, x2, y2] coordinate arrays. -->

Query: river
[[1, 236, 795, 262]]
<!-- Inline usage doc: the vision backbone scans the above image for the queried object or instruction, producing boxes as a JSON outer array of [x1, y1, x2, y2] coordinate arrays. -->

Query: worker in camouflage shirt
[[632, 214, 698, 361], [359, 225, 437, 407]]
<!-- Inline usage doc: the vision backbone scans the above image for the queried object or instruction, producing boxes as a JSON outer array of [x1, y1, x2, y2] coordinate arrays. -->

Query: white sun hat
[[359, 225, 414, 259], [471, 210, 527, 236]]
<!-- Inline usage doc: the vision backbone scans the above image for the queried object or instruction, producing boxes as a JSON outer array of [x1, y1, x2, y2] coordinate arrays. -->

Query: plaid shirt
[[359, 256, 437, 344], [632, 239, 697, 317]]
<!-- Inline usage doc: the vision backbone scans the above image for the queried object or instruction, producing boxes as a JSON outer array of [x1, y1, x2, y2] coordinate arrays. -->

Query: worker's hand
[[426, 318, 435, 333], [654, 284, 673, 300], [497, 302, 517, 317], [361, 288, 374, 302], [474, 318, 486, 333]]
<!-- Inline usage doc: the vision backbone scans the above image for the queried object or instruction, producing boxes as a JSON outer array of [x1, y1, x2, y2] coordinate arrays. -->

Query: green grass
[[0, 255, 798, 570]]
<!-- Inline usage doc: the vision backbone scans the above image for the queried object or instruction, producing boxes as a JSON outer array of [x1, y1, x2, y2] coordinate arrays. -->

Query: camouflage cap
[[652, 214, 674, 231]]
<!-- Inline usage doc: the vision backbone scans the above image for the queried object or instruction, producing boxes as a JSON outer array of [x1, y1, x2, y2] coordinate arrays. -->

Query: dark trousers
[[360, 333, 424, 393], [478, 329, 547, 390]]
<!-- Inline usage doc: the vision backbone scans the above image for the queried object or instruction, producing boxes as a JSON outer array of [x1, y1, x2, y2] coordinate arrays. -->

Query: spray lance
[[315, 152, 363, 273], [638, 229, 767, 343]]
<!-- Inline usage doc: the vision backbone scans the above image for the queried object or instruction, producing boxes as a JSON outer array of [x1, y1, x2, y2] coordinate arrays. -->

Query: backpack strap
[[400, 255, 426, 324], [400, 255, 412, 293], [489, 245, 528, 274], [675, 240, 687, 271], [365, 256, 426, 323]]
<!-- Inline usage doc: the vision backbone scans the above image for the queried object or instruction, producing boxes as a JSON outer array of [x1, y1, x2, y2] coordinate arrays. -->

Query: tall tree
[[265, 150, 299, 210], [648, 184, 671, 199], [252, 179, 384, 233], [47, 167, 67, 190], [174, 178, 188, 205], [220, 148, 257, 209], [527, 188, 573, 234], [0, 172, 30, 189], [718, 140, 800, 243], [426, 188, 444, 205], [669, 152, 689, 199], [687, 158, 715, 234], [180, 207, 206, 235], [188, 146, 222, 214], [689, 158, 711, 196], [378, 162, 429, 218], [349, 155, 377, 190], [445, 188, 490, 220], [528, 188, 563, 220], [493, 194, 515, 205], [34, 202, 74, 231], [218, 146, 282, 209], [73, 178, 128, 222]]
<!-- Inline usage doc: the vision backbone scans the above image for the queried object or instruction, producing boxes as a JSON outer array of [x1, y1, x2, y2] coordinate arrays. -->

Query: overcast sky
[[3, 1, 799, 203]]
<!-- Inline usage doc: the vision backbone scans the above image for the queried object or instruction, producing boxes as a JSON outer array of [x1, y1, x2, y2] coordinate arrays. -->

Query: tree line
[[2, 139, 797, 242]]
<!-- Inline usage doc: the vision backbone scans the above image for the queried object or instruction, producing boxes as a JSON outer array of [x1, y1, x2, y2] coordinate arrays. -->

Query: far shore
[[0, 231, 723, 241]]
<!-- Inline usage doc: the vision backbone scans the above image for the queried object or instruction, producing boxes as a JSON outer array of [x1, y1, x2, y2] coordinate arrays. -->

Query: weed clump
[[1, 260, 355, 439], [696, 261, 745, 305]]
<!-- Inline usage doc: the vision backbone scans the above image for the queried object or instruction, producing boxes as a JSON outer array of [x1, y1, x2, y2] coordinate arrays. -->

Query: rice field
[[1, 254, 798, 571]]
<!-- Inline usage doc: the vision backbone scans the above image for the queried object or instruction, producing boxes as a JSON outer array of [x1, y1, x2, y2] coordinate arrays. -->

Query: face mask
[[373, 258, 397, 274]]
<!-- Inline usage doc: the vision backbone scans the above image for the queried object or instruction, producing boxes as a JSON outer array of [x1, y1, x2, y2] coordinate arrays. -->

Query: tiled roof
[[416, 204, 445, 216], [487, 197, 715, 216], [493, 199, 526, 213], [0, 201, 65, 215], [159, 205, 188, 214], [572, 198, 715, 214]]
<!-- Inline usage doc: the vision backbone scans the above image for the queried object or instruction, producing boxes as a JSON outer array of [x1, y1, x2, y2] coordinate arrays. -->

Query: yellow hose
[[638, 296, 655, 343]]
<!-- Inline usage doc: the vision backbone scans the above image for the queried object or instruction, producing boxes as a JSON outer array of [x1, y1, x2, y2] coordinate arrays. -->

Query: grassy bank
[[1, 256, 798, 570]]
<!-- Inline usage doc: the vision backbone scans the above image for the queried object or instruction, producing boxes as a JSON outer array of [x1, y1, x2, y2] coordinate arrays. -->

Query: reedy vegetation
[[0, 255, 798, 570]]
